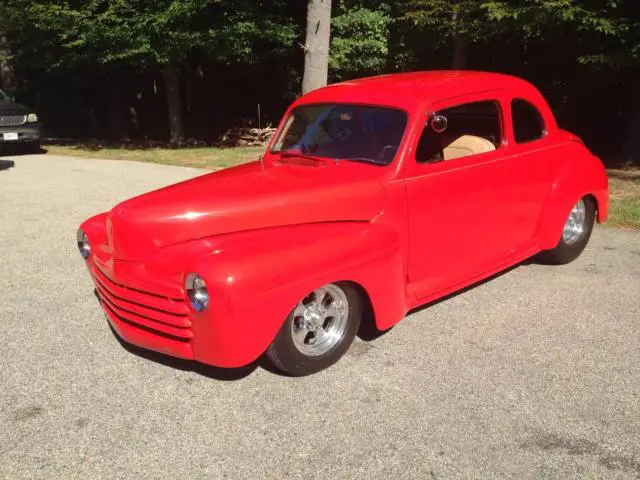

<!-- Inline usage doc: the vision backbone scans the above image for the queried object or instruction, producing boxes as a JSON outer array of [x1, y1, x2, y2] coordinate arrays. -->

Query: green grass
[[608, 170, 640, 228], [45, 144, 264, 170], [44, 143, 640, 228]]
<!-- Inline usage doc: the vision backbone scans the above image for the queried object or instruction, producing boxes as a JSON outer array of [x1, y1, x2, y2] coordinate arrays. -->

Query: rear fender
[[182, 222, 407, 367], [537, 145, 608, 250]]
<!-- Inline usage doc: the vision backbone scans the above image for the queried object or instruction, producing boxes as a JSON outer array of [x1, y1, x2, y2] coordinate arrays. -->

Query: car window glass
[[416, 100, 502, 163], [271, 104, 408, 166], [512, 98, 546, 143]]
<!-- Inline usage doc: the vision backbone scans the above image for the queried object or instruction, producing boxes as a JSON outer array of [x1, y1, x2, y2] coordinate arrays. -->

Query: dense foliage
[[330, 4, 391, 79], [0, 0, 638, 162]]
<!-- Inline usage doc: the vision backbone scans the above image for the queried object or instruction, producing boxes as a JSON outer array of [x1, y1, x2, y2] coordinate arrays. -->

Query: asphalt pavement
[[1, 153, 639, 479]]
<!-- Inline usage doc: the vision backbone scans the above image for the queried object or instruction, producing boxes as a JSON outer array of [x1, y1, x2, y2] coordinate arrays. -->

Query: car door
[[404, 93, 542, 301], [503, 97, 559, 234]]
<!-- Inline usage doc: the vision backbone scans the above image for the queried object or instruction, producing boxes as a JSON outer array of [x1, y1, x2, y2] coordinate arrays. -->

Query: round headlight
[[185, 273, 209, 312], [77, 229, 91, 259], [27, 113, 38, 123]]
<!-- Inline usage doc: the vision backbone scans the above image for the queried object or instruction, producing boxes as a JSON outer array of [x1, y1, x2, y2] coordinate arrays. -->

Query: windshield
[[271, 104, 408, 165]]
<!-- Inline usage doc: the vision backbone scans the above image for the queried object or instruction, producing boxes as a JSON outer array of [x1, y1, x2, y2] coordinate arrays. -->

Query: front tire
[[266, 282, 362, 376], [538, 197, 595, 265]]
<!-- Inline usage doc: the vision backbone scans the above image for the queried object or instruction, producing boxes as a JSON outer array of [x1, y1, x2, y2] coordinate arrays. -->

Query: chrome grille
[[0, 115, 26, 127]]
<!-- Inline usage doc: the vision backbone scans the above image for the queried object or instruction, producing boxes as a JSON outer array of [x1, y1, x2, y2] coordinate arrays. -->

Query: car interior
[[442, 134, 496, 160], [416, 100, 502, 163]]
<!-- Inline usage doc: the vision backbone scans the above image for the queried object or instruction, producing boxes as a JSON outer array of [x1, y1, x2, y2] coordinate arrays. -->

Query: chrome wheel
[[562, 199, 587, 245], [290, 284, 349, 357]]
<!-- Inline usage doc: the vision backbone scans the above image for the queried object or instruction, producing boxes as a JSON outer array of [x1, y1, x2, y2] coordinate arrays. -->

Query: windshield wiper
[[277, 150, 326, 163], [277, 151, 386, 167], [338, 157, 387, 166]]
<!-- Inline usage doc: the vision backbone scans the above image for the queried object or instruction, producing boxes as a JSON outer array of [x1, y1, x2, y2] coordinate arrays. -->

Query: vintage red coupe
[[78, 71, 608, 376]]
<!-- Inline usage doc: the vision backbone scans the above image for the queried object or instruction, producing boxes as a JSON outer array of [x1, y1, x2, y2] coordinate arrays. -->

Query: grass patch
[[45, 144, 264, 170], [43, 143, 640, 228], [608, 169, 640, 228]]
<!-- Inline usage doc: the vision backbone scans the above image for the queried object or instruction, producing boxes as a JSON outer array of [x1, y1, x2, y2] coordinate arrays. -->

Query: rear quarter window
[[511, 98, 546, 143]]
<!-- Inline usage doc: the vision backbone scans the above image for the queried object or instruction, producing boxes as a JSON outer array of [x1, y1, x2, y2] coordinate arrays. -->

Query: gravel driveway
[[1, 154, 639, 479]]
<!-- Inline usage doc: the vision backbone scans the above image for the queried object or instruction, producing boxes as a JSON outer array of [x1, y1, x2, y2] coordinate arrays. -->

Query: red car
[[78, 71, 608, 376]]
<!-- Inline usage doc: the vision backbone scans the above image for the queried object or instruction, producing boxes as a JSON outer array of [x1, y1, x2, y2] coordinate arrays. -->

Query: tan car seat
[[443, 135, 496, 160]]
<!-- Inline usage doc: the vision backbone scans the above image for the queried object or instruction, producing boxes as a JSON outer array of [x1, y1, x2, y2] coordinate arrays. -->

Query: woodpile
[[220, 126, 276, 147]]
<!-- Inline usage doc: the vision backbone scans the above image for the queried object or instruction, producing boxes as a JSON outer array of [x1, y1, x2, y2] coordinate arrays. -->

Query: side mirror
[[429, 114, 448, 133]]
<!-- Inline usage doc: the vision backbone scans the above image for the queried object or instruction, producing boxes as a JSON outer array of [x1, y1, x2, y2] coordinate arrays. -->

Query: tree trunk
[[624, 74, 640, 165], [452, 33, 469, 69], [162, 61, 184, 145], [302, 0, 332, 94], [450, 7, 469, 70], [0, 34, 18, 94]]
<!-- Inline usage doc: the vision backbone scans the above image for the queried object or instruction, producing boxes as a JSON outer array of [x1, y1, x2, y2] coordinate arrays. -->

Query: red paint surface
[[80, 71, 608, 368]]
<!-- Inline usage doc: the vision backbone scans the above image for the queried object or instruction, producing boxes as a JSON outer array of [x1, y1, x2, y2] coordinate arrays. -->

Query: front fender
[[537, 146, 609, 250], [80, 212, 108, 247], [179, 222, 407, 368]]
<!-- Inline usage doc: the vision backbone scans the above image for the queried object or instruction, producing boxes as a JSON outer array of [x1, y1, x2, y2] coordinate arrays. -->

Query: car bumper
[[0, 124, 41, 143]]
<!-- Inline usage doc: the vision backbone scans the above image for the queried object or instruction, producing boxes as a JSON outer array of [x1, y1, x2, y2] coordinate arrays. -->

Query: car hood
[[0, 100, 31, 116], [107, 159, 387, 261]]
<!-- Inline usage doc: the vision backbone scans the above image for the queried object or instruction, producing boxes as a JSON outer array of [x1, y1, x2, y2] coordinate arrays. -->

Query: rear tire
[[538, 196, 595, 265], [266, 282, 362, 376]]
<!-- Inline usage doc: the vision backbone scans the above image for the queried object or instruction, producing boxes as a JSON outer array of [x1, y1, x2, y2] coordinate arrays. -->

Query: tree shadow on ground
[[0, 159, 15, 170], [0, 144, 47, 156]]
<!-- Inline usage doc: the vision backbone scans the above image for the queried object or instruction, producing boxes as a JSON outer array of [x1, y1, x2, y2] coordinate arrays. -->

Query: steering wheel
[[377, 145, 398, 163]]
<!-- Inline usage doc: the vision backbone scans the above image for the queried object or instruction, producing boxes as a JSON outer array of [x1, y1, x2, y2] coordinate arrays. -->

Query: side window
[[416, 100, 502, 163], [511, 98, 546, 143]]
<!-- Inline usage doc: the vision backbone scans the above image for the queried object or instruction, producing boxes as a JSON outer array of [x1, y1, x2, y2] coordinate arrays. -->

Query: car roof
[[295, 71, 539, 111]]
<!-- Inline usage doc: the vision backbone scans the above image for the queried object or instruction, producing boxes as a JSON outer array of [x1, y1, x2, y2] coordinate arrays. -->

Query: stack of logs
[[220, 126, 276, 147]]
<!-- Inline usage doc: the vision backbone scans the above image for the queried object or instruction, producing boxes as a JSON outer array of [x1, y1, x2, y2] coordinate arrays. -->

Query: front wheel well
[[341, 281, 386, 341], [584, 194, 599, 220]]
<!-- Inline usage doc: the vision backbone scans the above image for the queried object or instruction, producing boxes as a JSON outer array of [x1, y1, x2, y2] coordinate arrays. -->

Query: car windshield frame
[[270, 103, 409, 167]]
